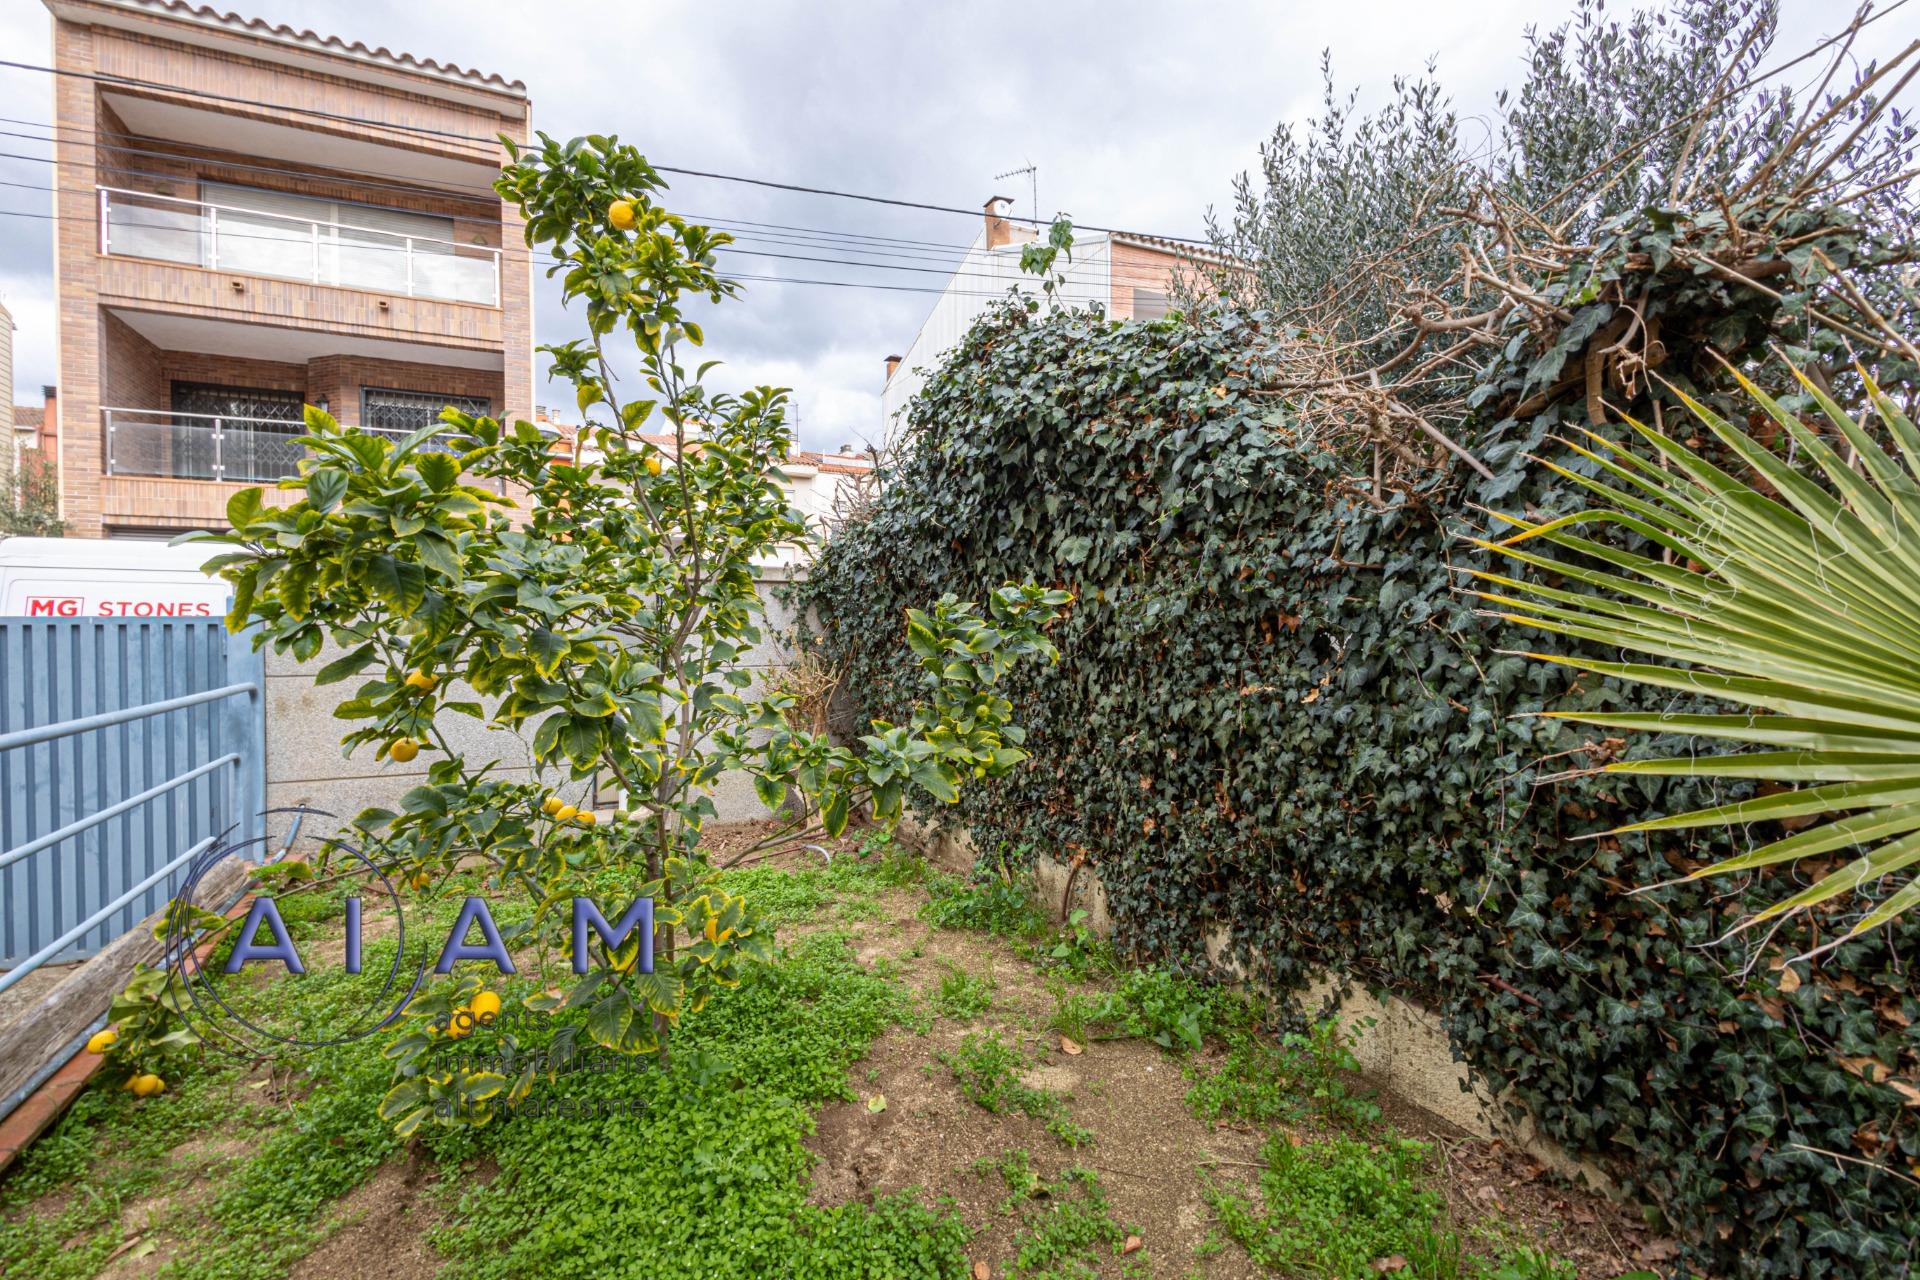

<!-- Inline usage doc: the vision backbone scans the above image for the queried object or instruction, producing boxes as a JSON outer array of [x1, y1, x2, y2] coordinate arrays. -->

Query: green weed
[[935, 966, 995, 1020], [1186, 1019, 1382, 1130], [975, 1162, 1136, 1279], [1050, 967, 1248, 1053], [1204, 1130, 1445, 1279], [921, 872, 1049, 939]]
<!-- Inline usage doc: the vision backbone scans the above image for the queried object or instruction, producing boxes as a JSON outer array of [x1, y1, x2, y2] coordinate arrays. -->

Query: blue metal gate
[[0, 618, 264, 980]]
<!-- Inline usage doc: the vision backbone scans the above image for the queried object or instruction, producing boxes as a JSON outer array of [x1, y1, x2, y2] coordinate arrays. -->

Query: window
[[194, 183, 492, 304], [361, 388, 492, 436], [170, 383, 303, 421], [1133, 288, 1171, 321], [168, 383, 305, 483]]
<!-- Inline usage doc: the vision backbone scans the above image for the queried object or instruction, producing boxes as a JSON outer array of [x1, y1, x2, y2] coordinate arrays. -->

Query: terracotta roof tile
[[105, 0, 527, 94]]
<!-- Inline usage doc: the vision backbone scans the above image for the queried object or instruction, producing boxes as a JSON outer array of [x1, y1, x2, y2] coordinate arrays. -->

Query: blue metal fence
[[0, 618, 264, 982]]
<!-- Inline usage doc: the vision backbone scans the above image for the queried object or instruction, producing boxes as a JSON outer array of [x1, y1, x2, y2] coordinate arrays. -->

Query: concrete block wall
[[261, 568, 806, 849]]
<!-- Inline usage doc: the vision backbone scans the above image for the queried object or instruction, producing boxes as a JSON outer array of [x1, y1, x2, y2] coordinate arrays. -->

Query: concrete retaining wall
[[261, 567, 804, 845]]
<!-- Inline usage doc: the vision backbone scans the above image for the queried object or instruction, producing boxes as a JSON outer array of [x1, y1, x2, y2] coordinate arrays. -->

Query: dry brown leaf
[[1122, 1236, 1143, 1256], [1371, 1255, 1409, 1273], [1060, 1035, 1084, 1056], [1778, 965, 1803, 995], [972, 1262, 990, 1280], [1836, 1055, 1892, 1084], [1889, 1078, 1920, 1107]]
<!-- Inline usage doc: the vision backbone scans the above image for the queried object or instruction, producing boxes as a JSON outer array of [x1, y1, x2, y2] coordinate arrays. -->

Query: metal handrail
[[104, 407, 300, 426], [101, 407, 421, 481], [98, 184, 503, 307], [101, 406, 410, 435], [0, 754, 242, 873], [0, 837, 219, 997], [0, 683, 257, 752]]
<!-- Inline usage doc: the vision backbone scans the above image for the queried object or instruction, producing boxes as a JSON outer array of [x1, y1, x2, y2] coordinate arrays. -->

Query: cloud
[[3, 0, 1913, 448]]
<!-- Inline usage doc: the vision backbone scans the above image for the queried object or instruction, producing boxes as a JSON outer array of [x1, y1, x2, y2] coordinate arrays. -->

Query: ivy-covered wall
[[798, 302, 1919, 1279]]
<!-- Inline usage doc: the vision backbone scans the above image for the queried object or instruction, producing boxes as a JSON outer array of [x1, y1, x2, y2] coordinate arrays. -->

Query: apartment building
[[879, 197, 1212, 441], [43, 0, 533, 537]]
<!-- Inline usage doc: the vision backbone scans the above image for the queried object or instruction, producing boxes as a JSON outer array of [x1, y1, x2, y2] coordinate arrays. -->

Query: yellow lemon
[[404, 670, 438, 693], [130, 1073, 165, 1098], [644, 455, 662, 477], [554, 805, 579, 823], [470, 991, 503, 1021], [388, 737, 420, 763], [576, 811, 597, 827], [542, 795, 564, 816], [86, 1029, 118, 1054], [609, 199, 637, 231]]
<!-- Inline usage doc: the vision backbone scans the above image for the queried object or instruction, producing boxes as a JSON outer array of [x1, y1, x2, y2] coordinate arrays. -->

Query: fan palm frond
[[1469, 363, 1920, 958]]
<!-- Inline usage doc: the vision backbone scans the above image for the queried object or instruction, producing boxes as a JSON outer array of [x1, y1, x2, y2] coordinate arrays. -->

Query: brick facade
[[48, 0, 532, 537]]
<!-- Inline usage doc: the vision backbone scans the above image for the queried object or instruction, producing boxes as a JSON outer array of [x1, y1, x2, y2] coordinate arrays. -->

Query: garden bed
[[0, 822, 1659, 1278]]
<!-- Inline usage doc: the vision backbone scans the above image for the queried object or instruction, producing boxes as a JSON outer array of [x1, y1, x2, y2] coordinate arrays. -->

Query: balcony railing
[[103, 407, 417, 483], [98, 186, 502, 307]]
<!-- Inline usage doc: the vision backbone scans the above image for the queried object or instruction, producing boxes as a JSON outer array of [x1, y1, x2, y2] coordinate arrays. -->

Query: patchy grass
[[1185, 1020, 1383, 1132], [0, 823, 1626, 1280], [921, 870, 1050, 939], [935, 965, 996, 1020], [940, 1031, 1094, 1150]]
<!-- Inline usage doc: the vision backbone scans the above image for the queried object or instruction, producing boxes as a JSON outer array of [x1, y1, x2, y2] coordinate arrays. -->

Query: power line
[[0, 120, 1214, 286], [0, 204, 1118, 302], [0, 133, 1111, 272], [0, 59, 1217, 245], [0, 121, 997, 256], [0, 158, 1136, 291]]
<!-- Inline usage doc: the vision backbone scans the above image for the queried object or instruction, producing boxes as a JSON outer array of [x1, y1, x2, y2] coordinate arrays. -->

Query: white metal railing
[[98, 186, 502, 307], [103, 407, 415, 483]]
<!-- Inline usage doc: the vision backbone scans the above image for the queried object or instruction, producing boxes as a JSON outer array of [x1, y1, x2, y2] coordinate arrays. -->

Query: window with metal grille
[[361, 388, 492, 436], [171, 383, 303, 421], [167, 383, 306, 483]]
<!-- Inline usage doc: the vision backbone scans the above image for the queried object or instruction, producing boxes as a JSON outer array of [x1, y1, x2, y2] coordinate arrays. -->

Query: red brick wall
[[308, 356, 501, 427], [1107, 240, 1208, 321], [100, 311, 166, 412], [52, 2, 531, 537]]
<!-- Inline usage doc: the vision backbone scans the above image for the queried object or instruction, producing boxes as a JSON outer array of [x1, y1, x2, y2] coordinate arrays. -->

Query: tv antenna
[[995, 162, 1037, 227]]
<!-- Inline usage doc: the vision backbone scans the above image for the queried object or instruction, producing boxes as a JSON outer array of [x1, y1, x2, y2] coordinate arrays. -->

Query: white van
[[0, 537, 231, 618]]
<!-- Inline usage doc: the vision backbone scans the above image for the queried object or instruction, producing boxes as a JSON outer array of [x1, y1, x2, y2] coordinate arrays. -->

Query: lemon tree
[[169, 132, 1064, 1130]]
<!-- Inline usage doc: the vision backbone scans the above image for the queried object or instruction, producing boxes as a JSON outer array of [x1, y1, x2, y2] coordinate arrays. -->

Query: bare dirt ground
[[769, 839, 1655, 1280], [8, 823, 1665, 1278], [286, 1154, 464, 1280]]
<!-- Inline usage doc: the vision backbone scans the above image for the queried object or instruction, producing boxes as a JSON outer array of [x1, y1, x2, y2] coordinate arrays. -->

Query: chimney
[[884, 354, 902, 383], [983, 195, 1014, 250], [40, 384, 57, 452]]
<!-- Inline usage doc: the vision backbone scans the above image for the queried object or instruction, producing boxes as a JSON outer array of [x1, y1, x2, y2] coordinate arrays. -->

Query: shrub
[[798, 298, 1920, 1274]]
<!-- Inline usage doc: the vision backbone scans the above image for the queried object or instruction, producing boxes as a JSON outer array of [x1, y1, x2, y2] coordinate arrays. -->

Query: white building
[[880, 197, 1204, 443]]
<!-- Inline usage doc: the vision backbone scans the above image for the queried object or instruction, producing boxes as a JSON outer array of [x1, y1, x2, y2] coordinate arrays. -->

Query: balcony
[[98, 186, 502, 308], [102, 407, 418, 484]]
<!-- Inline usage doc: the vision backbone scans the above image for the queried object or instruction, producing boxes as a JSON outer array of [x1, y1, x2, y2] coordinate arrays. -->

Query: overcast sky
[[0, 0, 1910, 452]]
